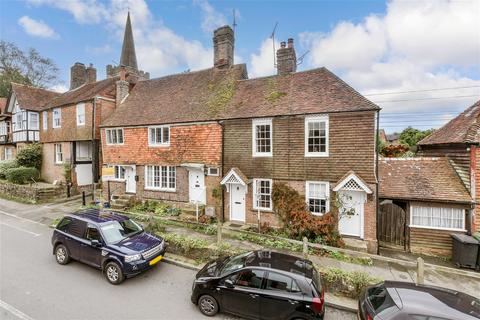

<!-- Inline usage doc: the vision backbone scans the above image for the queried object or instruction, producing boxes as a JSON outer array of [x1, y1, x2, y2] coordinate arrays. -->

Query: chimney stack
[[116, 66, 129, 107], [276, 38, 297, 75], [70, 62, 87, 90], [86, 64, 97, 84], [213, 25, 234, 69]]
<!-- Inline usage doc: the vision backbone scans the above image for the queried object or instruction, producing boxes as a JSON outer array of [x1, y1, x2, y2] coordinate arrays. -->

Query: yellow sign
[[102, 167, 115, 176]]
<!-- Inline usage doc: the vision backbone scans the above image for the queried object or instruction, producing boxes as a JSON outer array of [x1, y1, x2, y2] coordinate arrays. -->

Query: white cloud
[[301, 0, 480, 119], [86, 44, 112, 55], [26, 0, 107, 24], [194, 0, 228, 34], [249, 38, 279, 78], [50, 83, 68, 93], [18, 16, 59, 39]]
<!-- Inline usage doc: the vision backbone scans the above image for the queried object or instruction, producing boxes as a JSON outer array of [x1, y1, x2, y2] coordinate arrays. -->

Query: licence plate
[[149, 255, 163, 266]]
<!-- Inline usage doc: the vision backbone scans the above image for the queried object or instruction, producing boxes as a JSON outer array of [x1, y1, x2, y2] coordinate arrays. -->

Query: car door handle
[[249, 294, 259, 299]]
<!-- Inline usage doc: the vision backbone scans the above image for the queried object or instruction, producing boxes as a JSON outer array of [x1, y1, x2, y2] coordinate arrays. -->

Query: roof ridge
[[11, 82, 60, 94]]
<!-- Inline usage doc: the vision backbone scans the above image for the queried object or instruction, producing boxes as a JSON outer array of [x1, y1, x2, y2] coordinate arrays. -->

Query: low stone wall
[[0, 180, 65, 203]]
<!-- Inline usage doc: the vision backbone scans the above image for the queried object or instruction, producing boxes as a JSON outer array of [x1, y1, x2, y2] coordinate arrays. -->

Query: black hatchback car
[[358, 281, 480, 320], [191, 250, 325, 319], [51, 209, 166, 284]]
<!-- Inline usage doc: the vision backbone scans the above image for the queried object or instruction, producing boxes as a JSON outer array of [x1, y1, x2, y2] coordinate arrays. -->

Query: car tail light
[[312, 289, 324, 314], [366, 312, 373, 320]]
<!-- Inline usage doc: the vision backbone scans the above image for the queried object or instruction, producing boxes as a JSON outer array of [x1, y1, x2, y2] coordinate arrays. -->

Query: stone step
[[112, 199, 130, 206], [111, 204, 127, 210], [182, 207, 205, 216]]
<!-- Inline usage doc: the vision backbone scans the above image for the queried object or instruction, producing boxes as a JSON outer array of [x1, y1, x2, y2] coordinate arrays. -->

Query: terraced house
[[101, 25, 380, 252]]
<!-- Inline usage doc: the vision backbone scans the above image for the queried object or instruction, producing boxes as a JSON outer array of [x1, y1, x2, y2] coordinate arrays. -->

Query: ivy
[[206, 74, 236, 117], [265, 78, 287, 103]]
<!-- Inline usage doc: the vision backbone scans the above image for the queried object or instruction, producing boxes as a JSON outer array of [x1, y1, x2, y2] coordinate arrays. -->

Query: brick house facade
[[101, 26, 380, 252]]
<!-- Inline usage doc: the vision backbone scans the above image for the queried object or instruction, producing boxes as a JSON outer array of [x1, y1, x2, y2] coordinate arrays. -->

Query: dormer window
[[53, 108, 61, 128]]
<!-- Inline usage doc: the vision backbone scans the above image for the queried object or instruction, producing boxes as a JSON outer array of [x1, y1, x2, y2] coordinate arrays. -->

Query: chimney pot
[[280, 41, 286, 48], [287, 38, 294, 48], [213, 25, 234, 69], [86, 64, 97, 84]]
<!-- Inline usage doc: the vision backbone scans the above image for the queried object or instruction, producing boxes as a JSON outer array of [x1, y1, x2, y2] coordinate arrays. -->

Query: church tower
[[106, 12, 149, 80]]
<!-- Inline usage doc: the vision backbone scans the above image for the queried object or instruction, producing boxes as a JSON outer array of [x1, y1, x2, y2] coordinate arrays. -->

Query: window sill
[[144, 187, 176, 193], [252, 207, 273, 213], [252, 153, 272, 158], [409, 225, 466, 232], [304, 153, 329, 158], [148, 144, 170, 148], [310, 211, 329, 217], [105, 143, 124, 146]]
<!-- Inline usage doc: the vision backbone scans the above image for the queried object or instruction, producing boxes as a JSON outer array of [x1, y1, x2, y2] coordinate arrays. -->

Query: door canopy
[[333, 171, 372, 194], [220, 168, 248, 191]]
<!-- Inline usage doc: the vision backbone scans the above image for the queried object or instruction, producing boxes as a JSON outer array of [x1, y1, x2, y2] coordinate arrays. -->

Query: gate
[[378, 202, 406, 250]]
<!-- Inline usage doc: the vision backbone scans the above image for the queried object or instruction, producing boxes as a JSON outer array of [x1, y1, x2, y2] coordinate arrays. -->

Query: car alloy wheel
[[199, 295, 218, 316], [56, 247, 66, 263], [107, 265, 119, 282]]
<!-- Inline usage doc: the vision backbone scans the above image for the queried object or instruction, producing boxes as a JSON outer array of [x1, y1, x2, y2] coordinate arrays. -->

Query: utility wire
[[364, 85, 480, 96]]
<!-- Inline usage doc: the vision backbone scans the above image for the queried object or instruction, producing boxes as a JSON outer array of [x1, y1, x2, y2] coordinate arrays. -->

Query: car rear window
[[56, 217, 72, 232], [367, 284, 395, 313]]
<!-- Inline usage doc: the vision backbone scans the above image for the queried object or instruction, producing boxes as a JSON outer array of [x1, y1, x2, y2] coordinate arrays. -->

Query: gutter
[[375, 109, 380, 255]]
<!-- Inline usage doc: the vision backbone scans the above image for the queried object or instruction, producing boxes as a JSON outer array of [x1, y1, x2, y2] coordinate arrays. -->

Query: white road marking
[[0, 210, 46, 227], [0, 300, 35, 320], [0, 222, 41, 237]]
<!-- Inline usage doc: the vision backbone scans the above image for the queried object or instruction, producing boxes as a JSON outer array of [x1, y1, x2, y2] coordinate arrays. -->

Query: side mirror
[[91, 239, 102, 248], [224, 279, 234, 288]]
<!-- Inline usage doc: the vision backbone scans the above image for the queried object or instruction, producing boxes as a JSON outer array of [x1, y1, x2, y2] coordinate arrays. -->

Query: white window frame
[[148, 125, 170, 147], [305, 115, 329, 157], [29, 112, 39, 130], [144, 165, 176, 191], [105, 128, 124, 145], [207, 167, 220, 176], [42, 111, 48, 131], [76, 103, 85, 126], [0, 121, 7, 136], [75, 141, 92, 161], [4, 148, 13, 160], [306, 181, 330, 216], [54, 143, 63, 164], [252, 118, 273, 157], [253, 178, 273, 211], [52, 108, 61, 128], [112, 165, 126, 181], [409, 205, 466, 232]]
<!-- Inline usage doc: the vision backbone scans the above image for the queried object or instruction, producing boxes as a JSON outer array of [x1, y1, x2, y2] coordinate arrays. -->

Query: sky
[[1, 0, 479, 133]]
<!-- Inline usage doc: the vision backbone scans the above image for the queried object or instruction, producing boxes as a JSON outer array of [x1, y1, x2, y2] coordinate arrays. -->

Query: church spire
[[119, 12, 138, 70]]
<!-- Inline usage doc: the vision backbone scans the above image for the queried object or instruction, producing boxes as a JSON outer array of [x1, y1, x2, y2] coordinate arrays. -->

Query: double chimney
[[276, 38, 297, 75], [70, 62, 97, 90]]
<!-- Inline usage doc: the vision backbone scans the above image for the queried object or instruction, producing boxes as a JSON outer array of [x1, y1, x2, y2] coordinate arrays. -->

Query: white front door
[[230, 184, 246, 222], [189, 168, 206, 205], [338, 190, 365, 238], [125, 166, 136, 193], [75, 164, 93, 186]]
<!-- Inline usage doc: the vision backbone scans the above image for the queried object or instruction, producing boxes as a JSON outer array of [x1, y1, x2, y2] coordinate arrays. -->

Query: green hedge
[[5, 167, 40, 184], [0, 160, 18, 180], [16, 143, 42, 169]]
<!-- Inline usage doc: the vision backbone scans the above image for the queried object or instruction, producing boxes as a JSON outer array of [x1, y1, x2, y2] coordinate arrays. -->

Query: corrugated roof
[[419, 100, 480, 145], [102, 65, 379, 127], [379, 157, 472, 204]]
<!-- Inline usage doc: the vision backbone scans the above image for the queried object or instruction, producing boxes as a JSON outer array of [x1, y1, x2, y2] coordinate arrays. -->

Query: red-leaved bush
[[271, 183, 344, 247]]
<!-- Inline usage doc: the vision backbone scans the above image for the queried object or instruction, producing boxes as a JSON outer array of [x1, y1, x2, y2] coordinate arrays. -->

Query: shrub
[[5, 166, 40, 184], [0, 160, 18, 179], [16, 143, 42, 169], [272, 183, 344, 247]]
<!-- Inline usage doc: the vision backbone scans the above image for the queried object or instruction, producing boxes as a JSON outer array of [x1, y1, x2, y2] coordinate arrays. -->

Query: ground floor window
[[253, 178, 272, 210], [54, 144, 63, 164], [4, 148, 13, 160], [145, 165, 176, 191], [411, 205, 465, 231], [306, 181, 330, 215], [114, 165, 126, 180]]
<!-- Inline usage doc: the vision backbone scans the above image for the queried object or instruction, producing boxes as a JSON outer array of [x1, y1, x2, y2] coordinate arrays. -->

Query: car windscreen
[[219, 251, 255, 276], [100, 219, 143, 244], [367, 284, 395, 314]]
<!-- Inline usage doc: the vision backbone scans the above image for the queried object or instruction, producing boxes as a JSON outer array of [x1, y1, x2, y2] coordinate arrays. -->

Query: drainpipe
[[375, 110, 380, 254], [469, 144, 477, 233], [91, 97, 97, 202], [219, 120, 225, 223]]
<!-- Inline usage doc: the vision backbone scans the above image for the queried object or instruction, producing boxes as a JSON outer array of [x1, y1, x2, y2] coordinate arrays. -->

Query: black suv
[[359, 281, 480, 320], [51, 209, 166, 284], [191, 250, 325, 319]]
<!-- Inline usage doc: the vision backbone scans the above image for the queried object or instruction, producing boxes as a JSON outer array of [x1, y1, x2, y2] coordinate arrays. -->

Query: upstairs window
[[76, 141, 92, 161], [148, 126, 170, 146], [29, 113, 39, 130], [14, 112, 23, 131], [252, 119, 272, 157], [305, 115, 328, 157], [105, 128, 124, 145], [0, 121, 7, 135], [306, 181, 330, 215], [76, 103, 85, 126], [52, 108, 61, 128], [42, 111, 48, 131], [253, 178, 272, 211], [54, 143, 63, 164], [145, 165, 176, 191]]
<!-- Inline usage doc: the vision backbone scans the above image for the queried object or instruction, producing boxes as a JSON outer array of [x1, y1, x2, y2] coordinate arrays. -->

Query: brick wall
[[102, 123, 222, 166], [41, 142, 71, 183]]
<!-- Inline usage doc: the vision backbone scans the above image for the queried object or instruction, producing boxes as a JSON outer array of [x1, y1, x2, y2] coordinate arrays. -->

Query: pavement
[[0, 198, 355, 320]]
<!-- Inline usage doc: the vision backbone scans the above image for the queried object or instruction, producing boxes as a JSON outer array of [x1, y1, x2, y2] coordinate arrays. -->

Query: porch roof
[[220, 167, 249, 186]]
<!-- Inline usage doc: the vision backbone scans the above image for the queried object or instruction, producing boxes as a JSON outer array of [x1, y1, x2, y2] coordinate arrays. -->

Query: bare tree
[[0, 41, 59, 97]]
